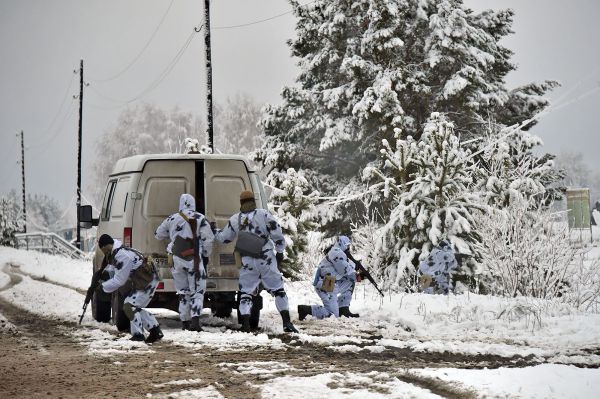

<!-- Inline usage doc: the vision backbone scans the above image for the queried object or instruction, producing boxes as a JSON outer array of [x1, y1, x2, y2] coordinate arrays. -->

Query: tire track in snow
[[3, 262, 86, 295]]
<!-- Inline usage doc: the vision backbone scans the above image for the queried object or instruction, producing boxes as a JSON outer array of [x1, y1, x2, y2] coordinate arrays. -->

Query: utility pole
[[19, 131, 26, 233], [76, 59, 83, 250], [204, 0, 214, 152]]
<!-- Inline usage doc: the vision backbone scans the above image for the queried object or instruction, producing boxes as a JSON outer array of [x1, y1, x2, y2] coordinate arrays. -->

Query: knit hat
[[240, 190, 255, 203], [98, 234, 114, 248]]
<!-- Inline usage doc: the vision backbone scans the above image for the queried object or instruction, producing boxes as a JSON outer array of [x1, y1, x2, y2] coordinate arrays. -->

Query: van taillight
[[123, 227, 132, 247], [157, 282, 164, 290]]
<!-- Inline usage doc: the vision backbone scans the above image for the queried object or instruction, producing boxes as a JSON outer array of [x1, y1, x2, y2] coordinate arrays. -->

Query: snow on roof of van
[[110, 153, 256, 175]]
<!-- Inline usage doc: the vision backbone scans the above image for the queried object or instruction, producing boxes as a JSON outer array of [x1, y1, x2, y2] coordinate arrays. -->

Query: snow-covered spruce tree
[[473, 123, 564, 209], [267, 168, 319, 280], [0, 195, 24, 247], [256, 0, 558, 233], [473, 198, 574, 299], [364, 113, 482, 290]]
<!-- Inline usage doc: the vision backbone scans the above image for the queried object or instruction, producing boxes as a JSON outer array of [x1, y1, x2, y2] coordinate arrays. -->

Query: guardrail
[[15, 232, 87, 259]]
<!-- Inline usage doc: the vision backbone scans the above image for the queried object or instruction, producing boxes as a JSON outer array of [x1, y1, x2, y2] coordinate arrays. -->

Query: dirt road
[[0, 264, 544, 398]]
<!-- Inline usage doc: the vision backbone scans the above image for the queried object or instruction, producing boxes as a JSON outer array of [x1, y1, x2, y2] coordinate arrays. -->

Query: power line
[[88, 27, 201, 107], [213, 0, 317, 30], [89, 0, 175, 83], [27, 104, 76, 153], [44, 72, 76, 134]]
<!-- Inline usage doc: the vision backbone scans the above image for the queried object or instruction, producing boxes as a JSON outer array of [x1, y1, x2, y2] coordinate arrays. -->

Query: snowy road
[[1, 247, 600, 398]]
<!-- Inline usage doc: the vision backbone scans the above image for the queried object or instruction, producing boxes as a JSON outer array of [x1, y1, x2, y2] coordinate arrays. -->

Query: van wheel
[[111, 292, 130, 332], [213, 304, 232, 318], [92, 291, 111, 323]]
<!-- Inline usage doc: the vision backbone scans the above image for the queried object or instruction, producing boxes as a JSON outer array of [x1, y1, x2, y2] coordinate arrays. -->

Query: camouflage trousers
[[172, 256, 207, 320]]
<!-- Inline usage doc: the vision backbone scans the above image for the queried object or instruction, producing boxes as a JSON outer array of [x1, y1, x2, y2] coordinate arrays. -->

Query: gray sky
[[1, 0, 599, 209]]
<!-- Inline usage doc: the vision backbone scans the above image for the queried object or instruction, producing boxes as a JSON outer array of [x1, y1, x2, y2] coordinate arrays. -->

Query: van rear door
[[204, 159, 252, 291], [133, 160, 195, 255]]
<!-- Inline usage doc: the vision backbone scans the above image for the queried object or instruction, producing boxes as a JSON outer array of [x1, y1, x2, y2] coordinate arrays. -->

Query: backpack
[[112, 246, 157, 296], [234, 212, 268, 258]]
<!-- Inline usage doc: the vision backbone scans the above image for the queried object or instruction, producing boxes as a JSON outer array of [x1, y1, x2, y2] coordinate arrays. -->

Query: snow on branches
[[473, 199, 575, 300], [0, 195, 24, 247], [365, 113, 482, 289], [267, 167, 319, 279]]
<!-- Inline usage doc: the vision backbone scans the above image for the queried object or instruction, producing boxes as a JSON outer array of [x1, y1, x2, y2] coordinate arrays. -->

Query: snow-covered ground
[[1, 245, 600, 398]]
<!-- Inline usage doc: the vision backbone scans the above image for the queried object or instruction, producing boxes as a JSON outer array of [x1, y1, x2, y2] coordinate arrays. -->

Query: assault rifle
[[346, 252, 384, 298], [78, 258, 108, 324]]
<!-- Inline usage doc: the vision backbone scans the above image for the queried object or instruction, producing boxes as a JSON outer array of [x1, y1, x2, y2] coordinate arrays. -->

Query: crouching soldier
[[155, 193, 214, 332], [215, 190, 298, 333], [98, 234, 163, 343], [417, 239, 457, 294], [298, 236, 359, 321]]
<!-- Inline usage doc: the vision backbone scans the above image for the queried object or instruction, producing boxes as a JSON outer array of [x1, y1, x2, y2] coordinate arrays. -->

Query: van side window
[[101, 180, 117, 221], [110, 176, 131, 219]]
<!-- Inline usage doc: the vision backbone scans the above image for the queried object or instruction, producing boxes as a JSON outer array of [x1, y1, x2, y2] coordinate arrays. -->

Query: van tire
[[92, 292, 111, 323], [111, 292, 130, 332]]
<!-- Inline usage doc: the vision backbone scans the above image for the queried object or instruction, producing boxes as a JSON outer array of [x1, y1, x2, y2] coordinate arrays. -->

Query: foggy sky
[[1, 0, 599, 209]]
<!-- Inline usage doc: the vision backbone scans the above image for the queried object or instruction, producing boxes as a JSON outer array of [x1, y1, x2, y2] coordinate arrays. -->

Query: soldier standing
[[155, 193, 214, 331], [98, 234, 163, 343], [214, 190, 298, 333]]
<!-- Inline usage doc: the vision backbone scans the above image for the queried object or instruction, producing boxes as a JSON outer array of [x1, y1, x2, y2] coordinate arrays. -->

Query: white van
[[80, 153, 268, 330]]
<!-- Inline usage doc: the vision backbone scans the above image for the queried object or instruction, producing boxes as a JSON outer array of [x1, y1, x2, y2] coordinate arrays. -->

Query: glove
[[275, 252, 284, 265], [202, 256, 209, 267], [100, 270, 110, 281], [94, 281, 105, 294]]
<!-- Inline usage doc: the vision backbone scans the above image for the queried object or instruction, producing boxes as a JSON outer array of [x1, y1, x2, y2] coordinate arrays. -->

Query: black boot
[[297, 305, 312, 321], [130, 333, 145, 342], [181, 320, 191, 330], [339, 306, 359, 318], [239, 315, 251, 333], [145, 325, 164, 344], [189, 316, 203, 332], [281, 310, 298, 333]]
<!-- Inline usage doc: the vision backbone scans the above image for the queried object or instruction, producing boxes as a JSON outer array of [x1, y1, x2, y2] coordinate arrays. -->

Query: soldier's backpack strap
[[179, 211, 200, 273]]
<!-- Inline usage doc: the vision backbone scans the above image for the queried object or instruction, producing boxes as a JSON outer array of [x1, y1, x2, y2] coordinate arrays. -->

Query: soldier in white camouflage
[[98, 234, 163, 343], [215, 190, 298, 333], [417, 239, 457, 294], [298, 236, 360, 320], [155, 193, 214, 331]]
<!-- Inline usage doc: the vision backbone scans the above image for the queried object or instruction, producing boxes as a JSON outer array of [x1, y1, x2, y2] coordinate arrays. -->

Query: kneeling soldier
[[98, 234, 163, 343]]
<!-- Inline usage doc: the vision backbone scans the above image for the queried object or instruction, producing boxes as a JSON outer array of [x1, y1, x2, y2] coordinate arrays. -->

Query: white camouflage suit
[[102, 240, 160, 336], [311, 236, 357, 319], [417, 240, 458, 294], [155, 194, 214, 321], [215, 208, 289, 316]]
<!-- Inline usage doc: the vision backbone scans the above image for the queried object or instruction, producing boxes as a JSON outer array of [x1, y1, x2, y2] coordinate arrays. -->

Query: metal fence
[[14, 232, 87, 259]]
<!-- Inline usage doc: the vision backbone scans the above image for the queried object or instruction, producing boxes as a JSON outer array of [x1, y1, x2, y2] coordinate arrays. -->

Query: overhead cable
[[89, 0, 175, 82], [213, 0, 318, 29]]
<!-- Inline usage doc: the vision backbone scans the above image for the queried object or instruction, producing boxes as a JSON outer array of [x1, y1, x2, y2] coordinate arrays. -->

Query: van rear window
[[143, 178, 187, 217]]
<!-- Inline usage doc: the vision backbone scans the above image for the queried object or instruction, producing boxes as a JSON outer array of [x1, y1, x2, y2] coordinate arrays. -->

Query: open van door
[[203, 159, 252, 291]]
